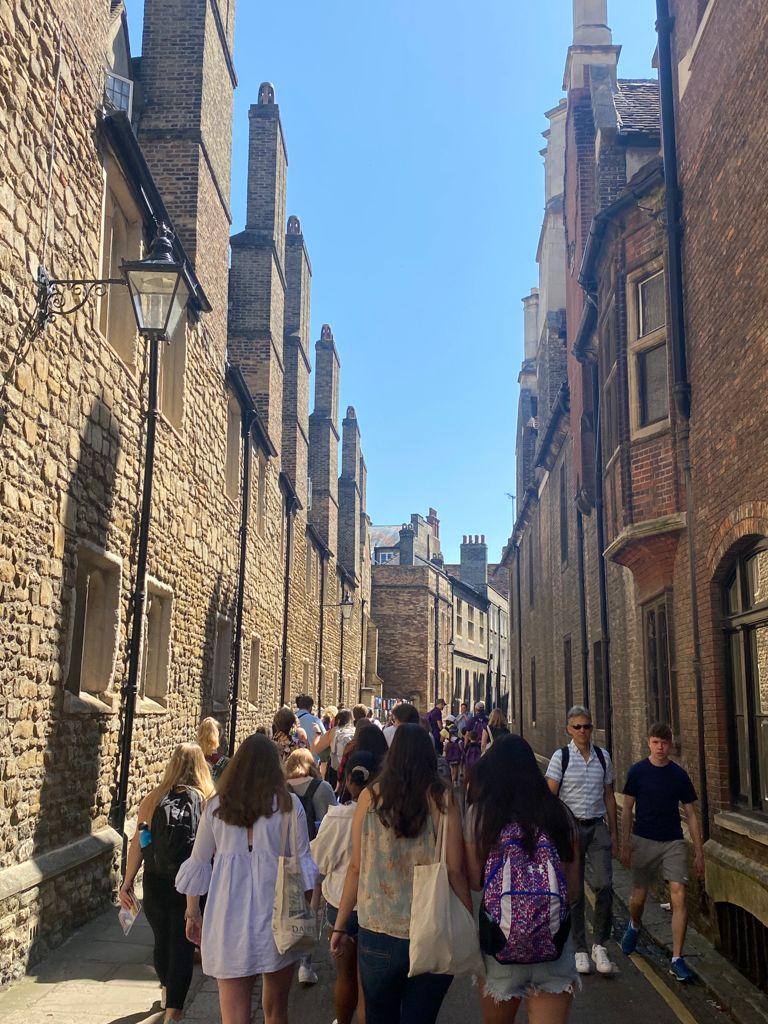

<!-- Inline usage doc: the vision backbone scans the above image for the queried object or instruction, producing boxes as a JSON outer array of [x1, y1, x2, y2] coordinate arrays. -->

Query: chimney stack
[[308, 325, 340, 552], [572, 0, 612, 45], [523, 289, 540, 360], [460, 534, 488, 592], [398, 524, 415, 567], [338, 406, 362, 579], [282, 215, 312, 505]]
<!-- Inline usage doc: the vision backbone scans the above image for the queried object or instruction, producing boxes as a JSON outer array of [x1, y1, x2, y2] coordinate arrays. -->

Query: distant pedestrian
[[382, 701, 419, 747], [176, 733, 317, 1024], [480, 707, 510, 754], [295, 694, 325, 762], [197, 717, 230, 783], [331, 724, 471, 1024], [352, 703, 369, 725], [443, 718, 463, 786], [311, 751, 379, 1024], [272, 706, 308, 764], [427, 697, 447, 754], [455, 701, 470, 738], [285, 748, 337, 987], [338, 719, 388, 789], [464, 701, 488, 776], [545, 705, 617, 976], [466, 733, 579, 1024], [620, 722, 705, 983], [119, 743, 214, 1022], [311, 707, 355, 790]]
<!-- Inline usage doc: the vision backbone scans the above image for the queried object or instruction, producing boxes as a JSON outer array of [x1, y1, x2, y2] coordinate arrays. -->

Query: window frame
[[248, 634, 261, 706], [642, 592, 678, 738], [626, 263, 671, 440]]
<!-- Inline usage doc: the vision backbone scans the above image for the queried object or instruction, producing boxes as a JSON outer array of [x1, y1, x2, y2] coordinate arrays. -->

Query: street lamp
[[35, 226, 189, 855]]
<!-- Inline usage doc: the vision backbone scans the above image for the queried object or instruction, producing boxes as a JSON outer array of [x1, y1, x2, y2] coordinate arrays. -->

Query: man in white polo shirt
[[546, 705, 619, 976]]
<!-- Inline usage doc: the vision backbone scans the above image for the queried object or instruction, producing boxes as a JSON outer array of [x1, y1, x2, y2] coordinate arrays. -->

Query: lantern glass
[[341, 596, 354, 623], [124, 263, 187, 337]]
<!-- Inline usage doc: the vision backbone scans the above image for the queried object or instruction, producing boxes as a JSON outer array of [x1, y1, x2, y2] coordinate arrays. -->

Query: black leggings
[[142, 872, 195, 1010]]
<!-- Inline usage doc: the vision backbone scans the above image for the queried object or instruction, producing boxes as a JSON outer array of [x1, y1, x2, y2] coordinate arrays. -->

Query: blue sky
[[125, 2, 658, 563]]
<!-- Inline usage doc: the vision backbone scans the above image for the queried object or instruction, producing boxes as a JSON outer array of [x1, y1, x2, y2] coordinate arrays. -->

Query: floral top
[[357, 802, 438, 939]]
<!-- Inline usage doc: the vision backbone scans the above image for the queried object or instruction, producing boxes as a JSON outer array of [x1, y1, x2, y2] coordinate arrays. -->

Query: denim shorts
[[326, 902, 359, 939], [482, 938, 579, 1003]]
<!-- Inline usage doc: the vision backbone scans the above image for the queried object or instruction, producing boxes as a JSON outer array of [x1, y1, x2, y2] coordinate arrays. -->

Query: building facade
[[0, 0, 377, 983], [507, 0, 768, 994]]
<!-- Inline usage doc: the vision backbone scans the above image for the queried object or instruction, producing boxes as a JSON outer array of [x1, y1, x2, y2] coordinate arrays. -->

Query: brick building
[[507, 0, 768, 992], [0, 0, 377, 982]]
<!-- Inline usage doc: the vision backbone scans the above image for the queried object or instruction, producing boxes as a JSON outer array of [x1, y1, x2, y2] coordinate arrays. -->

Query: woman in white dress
[[177, 733, 317, 1024]]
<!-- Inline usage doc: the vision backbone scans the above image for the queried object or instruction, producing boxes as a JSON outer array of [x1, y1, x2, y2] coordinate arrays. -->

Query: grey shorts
[[482, 939, 579, 1003], [631, 835, 689, 887]]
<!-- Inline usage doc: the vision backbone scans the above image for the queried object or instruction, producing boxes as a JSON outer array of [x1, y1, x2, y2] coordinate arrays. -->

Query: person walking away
[[466, 734, 579, 1024], [331, 724, 471, 1024], [444, 719, 463, 786], [620, 722, 705, 982], [480, 708, 510, 755], [312, 707, 355, 790], [296, 694, 325, 761], [272, 706, 308, 765], [338, 718, 388, 789], [544, 705, 617, 976], [197, 717, 230, 783], [311, 751, 378, 1024], [284, 748, 337, 986], [464, 701, 489, 778], [119, 743, 214, 1021], [176, 734, 317, 1024], [318, 706, 338, 779], [383, 701, 420, 747], [427, 698, 446, 754], [352, 703, 369, 726]]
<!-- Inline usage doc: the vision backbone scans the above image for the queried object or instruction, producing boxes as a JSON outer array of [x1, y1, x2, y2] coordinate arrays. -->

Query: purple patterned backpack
[[479, 821, 570, 964]]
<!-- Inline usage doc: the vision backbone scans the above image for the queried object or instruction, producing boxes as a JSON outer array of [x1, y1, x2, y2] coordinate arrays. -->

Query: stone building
[[372, 514, 509, 713], [507, 0, 768, 993], [0, 0, 377, 983]]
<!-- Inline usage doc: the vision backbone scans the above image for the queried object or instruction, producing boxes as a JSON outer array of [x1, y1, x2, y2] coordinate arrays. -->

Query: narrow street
[[0, 899, 729, 1024]]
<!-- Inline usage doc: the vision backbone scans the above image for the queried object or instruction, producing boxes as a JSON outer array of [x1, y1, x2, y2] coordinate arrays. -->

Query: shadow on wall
[[28, 393, 122, 961]]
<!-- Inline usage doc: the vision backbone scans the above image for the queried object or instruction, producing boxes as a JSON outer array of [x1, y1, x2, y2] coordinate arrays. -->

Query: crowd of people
[[118, 697, 704, 1024]]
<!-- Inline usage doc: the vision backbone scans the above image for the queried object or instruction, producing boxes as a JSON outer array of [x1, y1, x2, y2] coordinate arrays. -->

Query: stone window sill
[[714, 810, 768, 848], [136, 697, 169, 715], [63, 689, 119, 716]]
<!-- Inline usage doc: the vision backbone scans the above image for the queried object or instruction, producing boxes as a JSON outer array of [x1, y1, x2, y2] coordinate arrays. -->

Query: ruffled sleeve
[[290, 794, 318, 891], [175, 800, 216, 896]]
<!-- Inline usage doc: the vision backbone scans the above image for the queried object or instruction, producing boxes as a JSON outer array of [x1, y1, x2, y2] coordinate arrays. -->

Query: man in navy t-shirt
[[620, 722, 704, 983]]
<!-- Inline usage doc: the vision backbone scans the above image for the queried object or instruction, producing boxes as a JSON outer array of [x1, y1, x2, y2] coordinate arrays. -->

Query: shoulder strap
[[306, 778, 322, 802], [557, 746, 570, 795], [595, 745, 607, 777]]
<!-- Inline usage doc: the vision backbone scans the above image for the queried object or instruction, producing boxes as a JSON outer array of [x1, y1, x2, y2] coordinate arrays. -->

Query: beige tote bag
[[271, 805, 317, 955], [408, 810, 484, 978]]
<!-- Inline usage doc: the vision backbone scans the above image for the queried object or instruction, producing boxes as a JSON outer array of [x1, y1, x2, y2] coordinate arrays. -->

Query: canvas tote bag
[[408, 808, 484, 977], [271, 804, 317, 955]]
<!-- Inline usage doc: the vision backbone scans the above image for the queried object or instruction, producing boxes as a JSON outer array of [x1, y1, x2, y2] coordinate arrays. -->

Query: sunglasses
[[570, 723, 593, 731]]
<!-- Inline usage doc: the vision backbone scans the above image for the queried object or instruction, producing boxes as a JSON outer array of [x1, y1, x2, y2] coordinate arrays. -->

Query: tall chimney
[[308, 325, 340, 552], [282, 215, 312, 505], [398, 524, 415, 567], [228, 85, 287, 449], [572, 0, 612, 45], [338, 407, 362, 579], [523, 289, 540, 360], [460, 535, 488, 592]]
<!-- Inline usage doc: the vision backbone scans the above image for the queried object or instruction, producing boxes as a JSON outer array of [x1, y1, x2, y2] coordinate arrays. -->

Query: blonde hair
[[322, 705, 338, 722], [146, 743, 214, 821], [196, 717, 221, 757], [488, 708, 508, 730], [284, 748, 319, 780]]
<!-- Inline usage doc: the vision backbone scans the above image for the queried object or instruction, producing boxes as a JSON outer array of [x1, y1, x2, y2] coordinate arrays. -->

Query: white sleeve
[[545, 749, 563, 782], [175, 802, 216, 895]]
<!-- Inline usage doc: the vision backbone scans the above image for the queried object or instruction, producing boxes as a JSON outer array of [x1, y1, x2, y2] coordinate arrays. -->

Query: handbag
[[271, 805, 317, 955], [408, 809, 485, 978]]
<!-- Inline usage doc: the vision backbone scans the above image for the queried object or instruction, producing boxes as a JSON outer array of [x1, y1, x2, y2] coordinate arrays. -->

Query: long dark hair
[[371, 724, 446, 838], [469, 733, 575, 862], [216, 733, 292, 827], [354, 720, 388, 768]]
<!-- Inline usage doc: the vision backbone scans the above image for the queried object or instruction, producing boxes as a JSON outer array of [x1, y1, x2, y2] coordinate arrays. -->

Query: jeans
[[358, 927, 453, 1024], [142, 872, 195, 1009], [571, 819, 613, 950]]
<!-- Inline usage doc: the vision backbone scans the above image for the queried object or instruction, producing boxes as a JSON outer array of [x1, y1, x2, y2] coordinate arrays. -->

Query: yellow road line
[[628, 954, 700, 1024]]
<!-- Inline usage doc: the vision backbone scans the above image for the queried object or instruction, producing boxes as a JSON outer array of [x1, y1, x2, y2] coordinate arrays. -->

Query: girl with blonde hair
[[119, 743, 214, 1022], [481, 707, 511, 754], [197, 716, 230, 781]]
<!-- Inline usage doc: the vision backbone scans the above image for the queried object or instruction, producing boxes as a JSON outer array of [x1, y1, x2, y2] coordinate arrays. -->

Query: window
[[66, 545, 121, 698], [248, 636, 260, 705], [644, 596, 676, 731], [723, 544, 768, 814], [479, 614, 485, 645], [510, 669, 516, 722], [528, 530, 535, 607], [140, 580, 172, 704], [593, 641, 605, 729], [600, 308, 620, 461], [468, 606, 475, 642], [225, 393, 240, 502], [99, 162, 143, 366], [212, 616, 232, 708], [256, 452, 267, 535], [456, 600, 463, 637], [530, 657, 537, 724], [302, 659, 310, 693], [629, 269, 669, 435], [274, 647, 281, 703], [159, 312, 186, 430], [306, 542, 313, 597], [563, 636, 573, 712], [104, 71, 133, 117], [455, 666, 461, 699], [559, 462, 569, 564]]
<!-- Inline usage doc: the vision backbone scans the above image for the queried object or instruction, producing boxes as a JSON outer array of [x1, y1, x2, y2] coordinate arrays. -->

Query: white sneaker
[[298, 963, 318, 985], [592, 944, 616, 975], [575, 951, 592, 974], [160, 986, 166, 1010]]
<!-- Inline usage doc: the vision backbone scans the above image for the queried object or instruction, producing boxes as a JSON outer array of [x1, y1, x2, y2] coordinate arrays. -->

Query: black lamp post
[[36, 227, 188, 851]]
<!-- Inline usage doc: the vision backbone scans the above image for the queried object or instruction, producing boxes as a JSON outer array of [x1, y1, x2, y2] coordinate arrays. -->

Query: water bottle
[[139, 821, 152, 849]]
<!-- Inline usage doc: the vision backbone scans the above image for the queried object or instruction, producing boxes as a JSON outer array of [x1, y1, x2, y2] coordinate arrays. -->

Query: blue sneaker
[[621, 922, 639, 955], [669, 957, 694, 983]]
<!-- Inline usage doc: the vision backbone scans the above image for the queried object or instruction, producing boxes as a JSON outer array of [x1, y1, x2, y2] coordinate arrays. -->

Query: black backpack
[[557, 745, 607, 795], [144, 788, 203, 880], [296, 778, 322, 841]]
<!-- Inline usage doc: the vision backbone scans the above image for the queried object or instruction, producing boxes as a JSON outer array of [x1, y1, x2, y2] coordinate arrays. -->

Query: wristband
[[332, 928, 347, 934]]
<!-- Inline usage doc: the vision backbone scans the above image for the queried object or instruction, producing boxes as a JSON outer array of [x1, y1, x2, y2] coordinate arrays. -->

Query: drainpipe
[[279, 499, 296, 707], [592, 363, 613, 756], [317, 553, 327, 708], [576, 508, 590, 705], [434, 590, 440, 705], [359, 597, 367, 703], [229, 410, 253, 756], [656, 0, 709, 837], [338, 595, 345, 705], [515, 543, 524, 740]]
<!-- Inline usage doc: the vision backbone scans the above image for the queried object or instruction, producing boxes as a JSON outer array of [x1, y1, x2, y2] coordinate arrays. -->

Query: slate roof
[[615, 79, 661, 138], [369, 526, 401, 550]]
